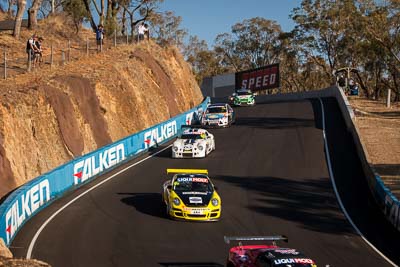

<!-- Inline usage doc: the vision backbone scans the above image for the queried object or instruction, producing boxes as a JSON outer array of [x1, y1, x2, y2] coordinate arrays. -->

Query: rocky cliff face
[[0, 42, 203, 198]]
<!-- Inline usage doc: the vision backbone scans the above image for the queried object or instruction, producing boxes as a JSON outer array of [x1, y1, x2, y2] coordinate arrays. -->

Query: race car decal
[[176, 177, 209, 183], [273, 258, 314, 265], [184, 139, 196, 145], [182, 192, 208, 195], [274, 249, 300, 255], [189, 197, 203, 204]]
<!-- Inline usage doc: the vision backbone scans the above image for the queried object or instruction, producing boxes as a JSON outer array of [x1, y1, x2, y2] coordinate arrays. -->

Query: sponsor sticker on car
[[189, 197, 203, 204], [188, 208, 207, 215]]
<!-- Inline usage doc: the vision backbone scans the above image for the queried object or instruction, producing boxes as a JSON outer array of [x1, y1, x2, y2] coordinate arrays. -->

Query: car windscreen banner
[[235, 63, 280, 91]]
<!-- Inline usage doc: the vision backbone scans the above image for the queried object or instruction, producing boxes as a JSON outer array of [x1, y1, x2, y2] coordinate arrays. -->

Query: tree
[[214, 17, 283, 72], [13, 0, 26, 38], [149, 11, 187, 48], [119, 0, 160, 39], [183, 35, 226, 83], [28, 0, 43, 30], [290, 0, 362, 82], [63, 0, 89, 33]]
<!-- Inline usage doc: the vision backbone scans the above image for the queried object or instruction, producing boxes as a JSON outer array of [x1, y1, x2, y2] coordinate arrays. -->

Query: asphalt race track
[[11, 98, 399, 267]]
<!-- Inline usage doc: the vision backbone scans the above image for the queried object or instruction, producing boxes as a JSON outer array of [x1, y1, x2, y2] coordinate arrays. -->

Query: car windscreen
[[237, 91, 251, 96], [180, 134, 203, 140], [206, 107, 226, 113], [173, 175, 213, 192]]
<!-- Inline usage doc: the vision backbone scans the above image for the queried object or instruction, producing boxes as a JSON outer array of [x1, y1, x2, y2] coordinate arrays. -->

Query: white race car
[[172, 128, 215, 158], [201, 103, 235, 128]]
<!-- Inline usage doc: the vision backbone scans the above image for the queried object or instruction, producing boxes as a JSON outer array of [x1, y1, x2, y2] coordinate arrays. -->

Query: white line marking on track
[[27, 145, 172, 259], [318, 98, 397, 267]]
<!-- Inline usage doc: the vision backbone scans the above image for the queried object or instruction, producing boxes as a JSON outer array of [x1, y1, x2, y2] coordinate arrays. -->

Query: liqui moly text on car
[[73, 143, 126, 185], [144, 120, 177, 149], [5, 179, 50, 243]]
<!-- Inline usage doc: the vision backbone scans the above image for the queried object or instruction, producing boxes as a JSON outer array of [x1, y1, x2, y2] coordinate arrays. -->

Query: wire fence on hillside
[[0, 31, 145, 79]]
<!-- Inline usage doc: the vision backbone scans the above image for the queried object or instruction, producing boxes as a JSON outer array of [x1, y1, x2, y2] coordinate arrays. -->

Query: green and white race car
[[229, 89, 256, 106]]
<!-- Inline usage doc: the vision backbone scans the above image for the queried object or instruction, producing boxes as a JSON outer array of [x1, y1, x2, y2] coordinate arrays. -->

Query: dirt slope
[[349, 97, 400, 198], [0, 41, 203, 198]]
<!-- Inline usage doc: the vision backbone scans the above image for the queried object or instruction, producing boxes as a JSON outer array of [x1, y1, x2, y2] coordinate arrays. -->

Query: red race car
[[225, 236, 317, 267]]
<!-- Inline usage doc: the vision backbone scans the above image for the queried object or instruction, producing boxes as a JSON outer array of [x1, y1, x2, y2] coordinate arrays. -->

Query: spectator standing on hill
[[96, 24, 105, 51], [26, 34, 38, 68], [138, 22, 146, 42], [144, 23, 150, 40], [34, 37, 44, 66]]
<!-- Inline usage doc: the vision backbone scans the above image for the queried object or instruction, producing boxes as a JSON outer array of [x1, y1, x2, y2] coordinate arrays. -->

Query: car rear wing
[[224, 235, 288, 244], [166, 169, 208, 175]]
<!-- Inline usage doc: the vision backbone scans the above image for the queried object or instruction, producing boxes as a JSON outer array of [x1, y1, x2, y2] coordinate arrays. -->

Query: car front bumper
[[169, 207, 221, 221]]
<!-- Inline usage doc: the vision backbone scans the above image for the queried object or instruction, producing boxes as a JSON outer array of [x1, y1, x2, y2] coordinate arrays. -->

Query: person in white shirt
[[138, 22, 147, 42]]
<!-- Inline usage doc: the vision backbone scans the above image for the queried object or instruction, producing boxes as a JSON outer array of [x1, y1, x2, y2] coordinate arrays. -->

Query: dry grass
[[349, 97, 400, 196]]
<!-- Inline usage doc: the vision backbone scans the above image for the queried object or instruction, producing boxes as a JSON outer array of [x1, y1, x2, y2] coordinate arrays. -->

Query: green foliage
[[214, 17, 283, 71], [62, 0, 89, 33], [184, 35, 227, 84], [148, 11, 187, 48]]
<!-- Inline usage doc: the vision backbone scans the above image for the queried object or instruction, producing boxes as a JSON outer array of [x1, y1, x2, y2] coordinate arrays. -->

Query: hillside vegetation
[[0, 13, 203, 199]]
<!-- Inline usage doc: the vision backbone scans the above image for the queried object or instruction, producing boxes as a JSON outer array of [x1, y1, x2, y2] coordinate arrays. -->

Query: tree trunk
[[51, 0, 55, 14], [13, 0, 26, 38], [121, 9, 126, 35], [28, 0, 43, 30], [7, 0, 14, 17], [83, 0, 97, 31], [100, 0, 105, 25]]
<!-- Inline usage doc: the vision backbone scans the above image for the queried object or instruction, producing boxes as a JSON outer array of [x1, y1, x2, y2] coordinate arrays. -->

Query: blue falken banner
[[0, 97, 210, 246]]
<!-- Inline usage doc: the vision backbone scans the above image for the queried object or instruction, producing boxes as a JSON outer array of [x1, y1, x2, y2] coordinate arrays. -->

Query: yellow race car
[[162, 169, 221, 221]]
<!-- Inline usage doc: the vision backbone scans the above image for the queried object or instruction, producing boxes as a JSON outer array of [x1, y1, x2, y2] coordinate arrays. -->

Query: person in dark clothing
[[96, 24, 105, 51], [26, 35, 37, 66], [34, 37, 43, 66]]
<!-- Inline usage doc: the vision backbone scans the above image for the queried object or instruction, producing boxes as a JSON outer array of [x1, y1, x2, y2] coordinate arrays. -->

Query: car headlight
[[172, 146, 179, 152], [173, 197, 180, 206], [211, 198, 219, 206], [197, 145, 204, 151]]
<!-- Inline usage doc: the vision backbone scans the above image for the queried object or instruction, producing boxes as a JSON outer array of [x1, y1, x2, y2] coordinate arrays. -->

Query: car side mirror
[[167, 185, 172, 190]]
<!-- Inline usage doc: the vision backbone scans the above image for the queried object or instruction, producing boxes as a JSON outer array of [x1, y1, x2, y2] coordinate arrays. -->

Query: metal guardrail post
[[68, 40, 71, 62], [4, 48, 7, 79], [126, 31, 128, 45], [61, 50, 65, 65], [28, 51, 32, 72], [114, 30, 117, 47], [50, 44, 54, 68], [86, 38, 89, 56], [387, 89, 391, 108]]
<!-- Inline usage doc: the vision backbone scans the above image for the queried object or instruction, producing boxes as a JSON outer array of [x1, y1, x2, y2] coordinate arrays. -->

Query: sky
[[159, 0, 303, 48]]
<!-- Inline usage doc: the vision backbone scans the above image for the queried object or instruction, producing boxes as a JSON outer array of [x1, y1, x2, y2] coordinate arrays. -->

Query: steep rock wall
[[0, 42, 203, 198]]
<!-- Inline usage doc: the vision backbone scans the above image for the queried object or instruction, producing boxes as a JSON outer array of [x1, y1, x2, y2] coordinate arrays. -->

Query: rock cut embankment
[[0, 41, 203, 198]]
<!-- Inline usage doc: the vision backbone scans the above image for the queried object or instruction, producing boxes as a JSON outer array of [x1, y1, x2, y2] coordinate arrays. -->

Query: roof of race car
[[207, 103, 227, 108], [236, 89, 252, 93], [182, 128, 207, 135]]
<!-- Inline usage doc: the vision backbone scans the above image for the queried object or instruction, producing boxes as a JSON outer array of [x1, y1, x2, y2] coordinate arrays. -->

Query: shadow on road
[[234, 117, 315, 129], [213, 174, 355, 235], [158, 262, 223, 267], [118, 192, 167, 219]]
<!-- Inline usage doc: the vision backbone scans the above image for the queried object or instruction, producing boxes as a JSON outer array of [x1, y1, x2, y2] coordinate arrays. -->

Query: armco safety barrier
[[0, 97, 210, 246], [254, 87, 400, 232]]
